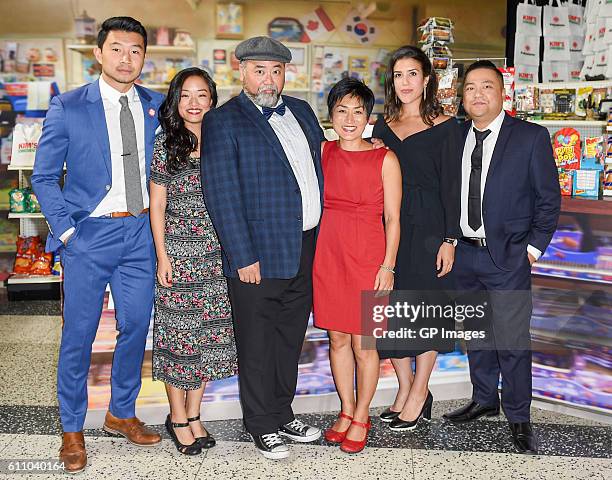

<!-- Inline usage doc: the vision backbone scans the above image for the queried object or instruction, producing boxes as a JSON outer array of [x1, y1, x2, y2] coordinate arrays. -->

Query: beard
[[244, 83, 280, 108]]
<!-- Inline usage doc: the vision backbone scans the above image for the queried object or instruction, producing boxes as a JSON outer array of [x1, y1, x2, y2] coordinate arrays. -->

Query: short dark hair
[[464, 60, 504, 88], [97, 17, 147, 51], [327, 77, 375, 119]]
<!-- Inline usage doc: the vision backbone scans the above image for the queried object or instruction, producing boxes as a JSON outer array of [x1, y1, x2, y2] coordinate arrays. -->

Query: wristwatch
[[443, 238, 458, 247]]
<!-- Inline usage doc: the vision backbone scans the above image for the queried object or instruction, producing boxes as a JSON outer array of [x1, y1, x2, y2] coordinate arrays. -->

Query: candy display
[[552, 127, 581, 169]]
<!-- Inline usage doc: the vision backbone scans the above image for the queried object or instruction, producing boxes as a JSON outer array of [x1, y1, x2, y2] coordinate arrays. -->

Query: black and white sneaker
[[252, 433, 289, 460], [278, 419, 321, 443]]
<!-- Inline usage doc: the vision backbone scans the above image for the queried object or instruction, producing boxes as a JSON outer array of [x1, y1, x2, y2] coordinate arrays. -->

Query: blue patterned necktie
[[262, 103, 286, 120]]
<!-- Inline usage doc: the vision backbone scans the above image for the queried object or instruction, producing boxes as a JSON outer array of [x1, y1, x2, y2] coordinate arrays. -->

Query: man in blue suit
[[201, 37, 324, 459], [443, 61, 560, 454], [31, 17, 164, 473]]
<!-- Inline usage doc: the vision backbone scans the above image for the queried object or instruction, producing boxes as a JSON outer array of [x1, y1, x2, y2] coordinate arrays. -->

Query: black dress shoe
[[187, 415, 216, 449], [443, 400, 500, 423], [379, 407, 401, 423], [509, 422, 538, 454], [389, 391, 433, 432]]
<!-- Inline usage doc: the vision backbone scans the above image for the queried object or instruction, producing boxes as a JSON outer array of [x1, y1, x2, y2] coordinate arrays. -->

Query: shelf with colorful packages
[[522, 82, 612, 413], [1, 81, 62, 286]]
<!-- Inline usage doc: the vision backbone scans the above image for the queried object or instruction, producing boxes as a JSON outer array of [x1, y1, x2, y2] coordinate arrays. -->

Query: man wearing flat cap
[[201, 36, 323, 459]]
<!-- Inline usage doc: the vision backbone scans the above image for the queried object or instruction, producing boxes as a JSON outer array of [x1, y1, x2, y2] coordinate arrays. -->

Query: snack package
[[25, 190, 41, 212], [553, 128, 581, 169], [540, 89, 555, 114], [576, 86, 594, 117], [499, 67, 515, 115], [12, 235, 42, 274], [553, 88, 577, 115], [436, 68, 458, 116], [515, 86, 539, 113], [9, 188, 26, 213], [573, 169, 602, 198], [418, 17, 454, 30], [30, 251, 53, 275], [582, 136, 606, 170], [559, 169, 574, 196], [604, 164, 612, 197], [52, 251, 62, 276]]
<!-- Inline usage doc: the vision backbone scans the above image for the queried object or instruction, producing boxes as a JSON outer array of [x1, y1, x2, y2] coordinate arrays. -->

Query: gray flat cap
[[235, 36, 292, 63]]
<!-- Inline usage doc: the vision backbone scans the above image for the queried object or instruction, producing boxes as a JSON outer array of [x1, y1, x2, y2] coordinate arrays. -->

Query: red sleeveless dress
[[313, 141, 386, 335]]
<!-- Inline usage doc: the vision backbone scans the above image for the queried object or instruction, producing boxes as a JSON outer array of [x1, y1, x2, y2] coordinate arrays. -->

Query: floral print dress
[[151, 133, 238, 390]]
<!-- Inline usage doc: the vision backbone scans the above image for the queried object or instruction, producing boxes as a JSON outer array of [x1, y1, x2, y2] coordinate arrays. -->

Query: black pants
[[454, 240, 533, 423], [227, 229, 315, 435]]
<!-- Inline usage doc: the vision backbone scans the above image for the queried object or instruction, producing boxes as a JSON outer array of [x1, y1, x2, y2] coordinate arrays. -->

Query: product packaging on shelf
[[573, 169, 602, 198], [553, 127, 581, 169], [8, 188, 26, 213]]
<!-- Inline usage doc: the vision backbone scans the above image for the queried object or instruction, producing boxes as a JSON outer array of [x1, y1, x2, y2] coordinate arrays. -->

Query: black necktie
[[468, 128, 491, 231], [262, 103, 286, 120]]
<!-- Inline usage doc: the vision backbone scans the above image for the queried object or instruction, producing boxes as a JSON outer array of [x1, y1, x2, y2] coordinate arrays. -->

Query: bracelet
[[380, 264, 395, 274]]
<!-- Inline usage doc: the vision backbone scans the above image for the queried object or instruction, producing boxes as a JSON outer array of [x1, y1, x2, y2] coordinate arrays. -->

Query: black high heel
[[165, 414, 202, 455], [389, 391, 433, 431], [379, 407, 401, 423], [187, 415, 216, 449]]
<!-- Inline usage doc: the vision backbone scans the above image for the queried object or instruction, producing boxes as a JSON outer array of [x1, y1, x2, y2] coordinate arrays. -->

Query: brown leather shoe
[[59, 431, 87, 474], [103, 411, 161, 447]]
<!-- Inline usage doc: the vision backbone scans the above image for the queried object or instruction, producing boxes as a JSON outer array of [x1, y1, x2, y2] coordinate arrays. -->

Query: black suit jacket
[[461, 113, 561, 271]]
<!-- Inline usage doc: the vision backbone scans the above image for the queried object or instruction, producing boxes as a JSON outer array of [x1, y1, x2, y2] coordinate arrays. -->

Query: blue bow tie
[[262, 103, 286, 120]]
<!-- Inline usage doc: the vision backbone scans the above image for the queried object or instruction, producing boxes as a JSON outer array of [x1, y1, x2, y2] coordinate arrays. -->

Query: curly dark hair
[[158, 67, 217, 174], [383, 45, 442, 126]]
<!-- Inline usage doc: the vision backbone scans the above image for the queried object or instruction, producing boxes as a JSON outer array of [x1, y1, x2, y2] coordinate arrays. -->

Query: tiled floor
[[0, 302, 610, 479]]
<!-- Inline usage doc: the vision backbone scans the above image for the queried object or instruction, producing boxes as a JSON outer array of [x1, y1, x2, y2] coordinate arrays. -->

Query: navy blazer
[[201, 91, 324, 279], [461, 113, 561, 271], [31, 80, 165, 252]]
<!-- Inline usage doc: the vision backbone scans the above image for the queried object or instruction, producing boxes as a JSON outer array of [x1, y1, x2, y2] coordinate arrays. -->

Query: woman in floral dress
[[150, 67, 238, 455]]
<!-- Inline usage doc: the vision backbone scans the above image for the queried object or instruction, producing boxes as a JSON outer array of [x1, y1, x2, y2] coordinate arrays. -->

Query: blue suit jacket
[[201, 91, 325, 279], [31, 80, 165, 252], [461, 113, 561, 271]]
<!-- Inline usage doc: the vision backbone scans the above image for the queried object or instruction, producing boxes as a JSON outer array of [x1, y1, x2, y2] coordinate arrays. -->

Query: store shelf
[[7, 274, 62, 284], [527, 119, 607, 127], [532, 263, 612, 285], [68, 82, 171, 91], [67, 44, 196, 55], [560, 197, 612, 216], [533, 80, 612, 90], [7, 164, 34, 171], [8, 213, 44, 219]]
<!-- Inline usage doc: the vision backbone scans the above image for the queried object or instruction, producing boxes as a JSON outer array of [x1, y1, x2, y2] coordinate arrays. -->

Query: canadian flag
[[300, 7, 335, 42]]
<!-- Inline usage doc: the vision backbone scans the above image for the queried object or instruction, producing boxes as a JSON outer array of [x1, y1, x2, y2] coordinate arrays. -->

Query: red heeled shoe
[[340, 417, 371, 454], [324, 412, 353, 443]]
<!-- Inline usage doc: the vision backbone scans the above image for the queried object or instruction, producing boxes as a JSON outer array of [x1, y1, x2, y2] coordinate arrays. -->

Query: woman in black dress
[[374, 46, 462, 431]]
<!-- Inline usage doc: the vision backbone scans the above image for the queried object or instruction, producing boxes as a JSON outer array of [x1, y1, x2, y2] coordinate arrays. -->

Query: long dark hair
[[158, 67, 217, 174], [383, 45, 442, 126]]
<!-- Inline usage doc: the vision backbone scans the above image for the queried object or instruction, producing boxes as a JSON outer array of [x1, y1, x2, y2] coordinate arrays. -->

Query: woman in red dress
[[313, 78, 401, 453]]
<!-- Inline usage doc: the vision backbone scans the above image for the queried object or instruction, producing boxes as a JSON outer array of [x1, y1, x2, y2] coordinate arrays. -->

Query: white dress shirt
[[252, 96, 321, 231], [460, 109, 541, 260], [60, 77, 149, 242], [91, 75, 148, 217]]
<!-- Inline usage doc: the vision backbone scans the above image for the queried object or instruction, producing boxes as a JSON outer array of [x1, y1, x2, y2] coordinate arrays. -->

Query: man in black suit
[[443, 61, 560, 454]]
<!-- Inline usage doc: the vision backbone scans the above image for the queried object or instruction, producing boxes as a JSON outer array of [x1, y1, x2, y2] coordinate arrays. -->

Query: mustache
[[258, 84, 278, 94]]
